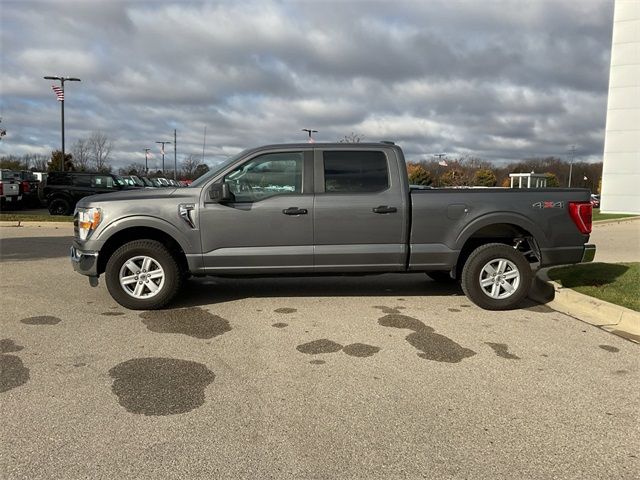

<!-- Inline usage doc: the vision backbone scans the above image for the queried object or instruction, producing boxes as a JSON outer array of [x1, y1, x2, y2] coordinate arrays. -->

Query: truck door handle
[[282, 207, 308, 215], [372, 206, 397, 214]]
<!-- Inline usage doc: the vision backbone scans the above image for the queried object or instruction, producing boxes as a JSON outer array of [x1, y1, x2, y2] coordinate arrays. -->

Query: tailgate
[[3, 182, 20, 197]]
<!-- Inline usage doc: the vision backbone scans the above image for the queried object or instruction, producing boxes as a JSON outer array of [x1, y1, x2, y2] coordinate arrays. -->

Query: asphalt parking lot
[[1, 224, 638, 479]]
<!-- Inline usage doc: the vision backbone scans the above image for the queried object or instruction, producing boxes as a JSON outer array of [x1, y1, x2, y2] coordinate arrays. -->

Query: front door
[[199, 150, 314, 274]]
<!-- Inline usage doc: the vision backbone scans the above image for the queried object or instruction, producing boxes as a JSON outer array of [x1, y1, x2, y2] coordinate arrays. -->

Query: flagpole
[[44, 76, 80, 171], [174, 129, 177, 181]]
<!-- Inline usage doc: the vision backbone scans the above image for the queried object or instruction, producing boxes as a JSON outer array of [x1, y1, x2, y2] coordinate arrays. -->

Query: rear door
[[199, 150, 314, 273], [313, 148, 408, 272]]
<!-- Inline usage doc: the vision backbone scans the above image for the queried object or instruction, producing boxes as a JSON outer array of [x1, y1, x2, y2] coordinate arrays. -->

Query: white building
[[601, 0, 640, 214]]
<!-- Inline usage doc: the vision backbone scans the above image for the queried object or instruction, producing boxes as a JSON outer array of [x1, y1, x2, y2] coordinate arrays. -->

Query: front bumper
[[70, 245, 99, 277]]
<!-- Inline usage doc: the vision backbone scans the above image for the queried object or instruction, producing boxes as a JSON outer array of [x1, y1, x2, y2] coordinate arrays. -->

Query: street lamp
[[302, 128, 318, 143], [155, 141, 172, 174], [144, 148, 151, 174], [567, 145, 576, 188], [44, 76, 81, 171]]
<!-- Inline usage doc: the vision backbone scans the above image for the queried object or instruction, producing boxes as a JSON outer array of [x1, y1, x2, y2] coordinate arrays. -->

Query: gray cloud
[[0, 0, 614, 168]]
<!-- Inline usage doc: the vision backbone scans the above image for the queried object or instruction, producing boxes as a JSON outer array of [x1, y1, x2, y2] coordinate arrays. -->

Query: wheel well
[[97, 227, 188, 276], [454, 223, 539, 279]]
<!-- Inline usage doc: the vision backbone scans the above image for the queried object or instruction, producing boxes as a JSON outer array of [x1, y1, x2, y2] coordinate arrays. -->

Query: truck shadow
[[0, 236, 72, 262], [173, 273, 464, 308]]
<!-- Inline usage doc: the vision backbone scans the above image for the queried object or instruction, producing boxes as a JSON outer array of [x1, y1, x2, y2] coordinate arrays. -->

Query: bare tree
[[181, 154, 201, 180], [88, 131, 113, 172], [338, 132, 365, 143], [71, 139, 91, 171]]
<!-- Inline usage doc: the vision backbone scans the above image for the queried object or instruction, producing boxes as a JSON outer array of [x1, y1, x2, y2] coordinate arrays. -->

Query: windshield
[[189, 150, 248, 188], [113, 176, 127, 186]]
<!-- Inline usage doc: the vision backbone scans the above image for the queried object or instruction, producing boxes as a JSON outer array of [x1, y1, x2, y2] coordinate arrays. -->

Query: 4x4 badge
[[532, 201, 564, 209]]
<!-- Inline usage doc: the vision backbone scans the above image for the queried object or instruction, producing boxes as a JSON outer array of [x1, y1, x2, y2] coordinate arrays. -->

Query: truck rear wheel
[[105, 240, 183, 310], [461, 243, 532, 310]]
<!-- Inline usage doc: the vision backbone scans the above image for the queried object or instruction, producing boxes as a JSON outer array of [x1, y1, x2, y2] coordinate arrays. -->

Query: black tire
[[460, 243, 532, 311], [48, 198, 71, 215], [105, 239, 183, 310], [426, 271, 456, 283]]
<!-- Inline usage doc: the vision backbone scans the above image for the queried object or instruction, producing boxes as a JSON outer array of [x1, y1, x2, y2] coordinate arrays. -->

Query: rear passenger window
[[323, 151, 388, 193]]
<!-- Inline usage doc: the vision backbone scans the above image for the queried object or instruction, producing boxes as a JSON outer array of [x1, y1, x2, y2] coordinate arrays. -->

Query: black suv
[[44, 172, 138, 215]]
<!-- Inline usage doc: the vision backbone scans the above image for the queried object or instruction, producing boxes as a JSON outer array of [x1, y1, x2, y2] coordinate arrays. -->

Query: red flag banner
[[51, 85, 64, 101]]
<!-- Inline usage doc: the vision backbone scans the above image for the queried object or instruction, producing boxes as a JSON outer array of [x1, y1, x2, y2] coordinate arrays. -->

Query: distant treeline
[[407, 156, 602, 192]]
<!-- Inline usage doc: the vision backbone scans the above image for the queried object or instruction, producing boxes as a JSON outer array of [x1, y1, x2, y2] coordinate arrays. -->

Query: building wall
[[601, 0, 640, 214]]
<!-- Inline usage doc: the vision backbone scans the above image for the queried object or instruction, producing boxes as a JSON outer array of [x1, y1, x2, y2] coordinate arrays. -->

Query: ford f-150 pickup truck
[[71, 142, 595, 310]]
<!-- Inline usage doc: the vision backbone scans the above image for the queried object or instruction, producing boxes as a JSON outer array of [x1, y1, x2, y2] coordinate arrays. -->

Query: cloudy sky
[[1, 0, 614, 170]]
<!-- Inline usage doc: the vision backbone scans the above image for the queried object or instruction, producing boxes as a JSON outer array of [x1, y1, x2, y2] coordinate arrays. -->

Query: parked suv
[[44, 172, 137, 215]]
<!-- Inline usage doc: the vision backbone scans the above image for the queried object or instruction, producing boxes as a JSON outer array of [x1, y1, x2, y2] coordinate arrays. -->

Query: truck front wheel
[[105, 239, 183, 310], [461, 243, 532, 310]]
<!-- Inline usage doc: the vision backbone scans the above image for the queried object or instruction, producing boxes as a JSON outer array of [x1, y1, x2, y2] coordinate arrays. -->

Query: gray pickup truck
[[71, 142, 595, 310]]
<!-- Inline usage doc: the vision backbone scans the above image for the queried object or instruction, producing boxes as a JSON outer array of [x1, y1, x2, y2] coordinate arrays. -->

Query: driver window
[[224, 152, 303, 202]]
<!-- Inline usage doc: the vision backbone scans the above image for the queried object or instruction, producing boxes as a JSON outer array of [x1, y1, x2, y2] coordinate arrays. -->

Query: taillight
[[568, 201, 592, 234], [0, 183, 3, 195], [21, 180, 30, 193]]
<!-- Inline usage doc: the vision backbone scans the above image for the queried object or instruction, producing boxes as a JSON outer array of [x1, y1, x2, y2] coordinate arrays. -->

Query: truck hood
[[77, 187, 179, 207]]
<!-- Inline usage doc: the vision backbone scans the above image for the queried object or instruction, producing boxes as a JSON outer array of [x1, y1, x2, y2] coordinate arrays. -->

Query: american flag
[[160, 145, 165, 155], [51, 85, 64, 101]]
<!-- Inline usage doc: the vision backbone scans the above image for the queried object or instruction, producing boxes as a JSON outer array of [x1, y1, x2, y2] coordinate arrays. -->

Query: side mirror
[[209, 182, 234, 203]]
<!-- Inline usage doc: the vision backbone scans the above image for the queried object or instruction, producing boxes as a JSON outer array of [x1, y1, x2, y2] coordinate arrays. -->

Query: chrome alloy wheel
[[478, 258, 520, 300], [118, 255, 165, 299]]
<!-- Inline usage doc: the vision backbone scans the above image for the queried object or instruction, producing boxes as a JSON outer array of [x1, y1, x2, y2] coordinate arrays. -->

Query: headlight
[[76, 207, 102, 240]]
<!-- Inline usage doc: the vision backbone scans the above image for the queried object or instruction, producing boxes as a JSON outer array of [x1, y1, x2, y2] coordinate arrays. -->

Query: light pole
[[302, 128, 318, 143], [44, 76, 81, 171], [144, 148, 151, 174], [156, 141, 172, 174], [567, 145, 576, 187]]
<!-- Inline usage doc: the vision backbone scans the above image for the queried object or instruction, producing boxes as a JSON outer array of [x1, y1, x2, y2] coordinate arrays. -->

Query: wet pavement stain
[[274, 308, 297, 314], [139, 307, 231, 339], [109, 357, 215, 416], [1, 340, 29, 393], [342, 343, 381, 358], [73, 363, 87, 368], [101, 312, 124, 316], [20, 316, 62, 325], [599, 345, 620, 353], [448, 308, 461, 312], [272, 323, 288, 328], [485, 342, 521, 360], [297, 339, 343, 355], [378, 314, 476, 363], [309, 360, 326, 365], [0, 355, 30, 393], [0, 339, 24, 354], [373, 306, 405, 314]]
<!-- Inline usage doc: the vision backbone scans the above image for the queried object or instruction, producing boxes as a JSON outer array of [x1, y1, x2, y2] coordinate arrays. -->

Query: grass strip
[[592, 209, 638, 222], [548, 262, 640, 312], [0, 214, 73, 222]]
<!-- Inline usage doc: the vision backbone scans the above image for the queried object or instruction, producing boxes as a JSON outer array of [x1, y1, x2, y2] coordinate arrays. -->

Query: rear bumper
[[70, 245, 99, 277], [540, 244, 596, 267], [581, 244, 596, 263]]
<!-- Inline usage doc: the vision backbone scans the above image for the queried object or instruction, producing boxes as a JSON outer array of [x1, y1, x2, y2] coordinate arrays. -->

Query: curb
[[0, 220, 73, 228], [593, 216, 640, 226], [529, 270, 640, 344]]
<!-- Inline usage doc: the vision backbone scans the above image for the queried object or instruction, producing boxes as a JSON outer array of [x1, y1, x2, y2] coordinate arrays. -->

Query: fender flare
[[96, 215, 196, 254], [455, 212, 548, 249]]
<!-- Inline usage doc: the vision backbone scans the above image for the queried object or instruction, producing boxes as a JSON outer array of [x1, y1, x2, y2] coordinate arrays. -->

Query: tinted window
[[47, 173, 73, 186], [72, 175, 91, 187], [224, 152, 303, 203], [323, 151, 388, 193]]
